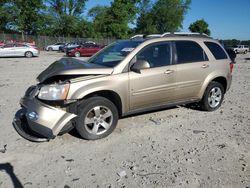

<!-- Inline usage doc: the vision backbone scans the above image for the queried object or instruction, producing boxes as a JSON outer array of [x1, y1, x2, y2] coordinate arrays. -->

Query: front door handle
[[202, 64, 209, 68], [164, 70, 174, 74]]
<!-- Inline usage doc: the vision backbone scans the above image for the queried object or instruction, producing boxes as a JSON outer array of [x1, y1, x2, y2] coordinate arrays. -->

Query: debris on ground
[[192, 130, 206, 134], [66, 159, 74, 162], [117, 170, 127, 178], [149, 117, 161, 125], [217, 144, 226, 149], [0, 145, 7, 153]]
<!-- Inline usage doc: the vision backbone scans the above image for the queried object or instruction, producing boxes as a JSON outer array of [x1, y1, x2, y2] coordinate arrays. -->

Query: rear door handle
[[164, 70, 174, 74], [202, 64, 209, 68]]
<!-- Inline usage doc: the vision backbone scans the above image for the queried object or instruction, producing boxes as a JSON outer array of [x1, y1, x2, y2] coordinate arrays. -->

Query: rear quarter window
[[204, 42, 228, 60], [175, 41, 208, 64]]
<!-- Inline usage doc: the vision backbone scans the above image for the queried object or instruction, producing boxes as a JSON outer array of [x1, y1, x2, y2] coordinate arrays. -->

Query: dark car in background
[[66, 43, 104, 57], [59, 42, 80, 52]]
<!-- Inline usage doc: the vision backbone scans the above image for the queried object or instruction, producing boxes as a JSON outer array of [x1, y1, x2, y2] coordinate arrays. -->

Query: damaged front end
[[13, 85, 77, 142], [13, 58, 113, 142]]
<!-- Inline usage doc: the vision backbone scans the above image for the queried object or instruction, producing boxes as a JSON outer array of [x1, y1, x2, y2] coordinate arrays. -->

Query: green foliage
[[221, 39, 250, 48], [136, 0, 191, 34], [0, 1, 11, 31], [48, 0, 87, 17], [88, 6, 109, 38], [1, 0, 219, 40], [189, 19, 211, 35], [2, 0, 45, 35], [92, 0, 139, 39]]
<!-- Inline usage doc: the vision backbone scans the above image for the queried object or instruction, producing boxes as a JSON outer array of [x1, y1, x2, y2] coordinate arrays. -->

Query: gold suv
[[13, 33, 234, 141]]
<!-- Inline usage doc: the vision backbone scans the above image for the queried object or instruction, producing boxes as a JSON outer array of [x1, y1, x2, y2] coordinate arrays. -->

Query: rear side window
[[204, 42, 228, 60], [175, 41, 208, 64]]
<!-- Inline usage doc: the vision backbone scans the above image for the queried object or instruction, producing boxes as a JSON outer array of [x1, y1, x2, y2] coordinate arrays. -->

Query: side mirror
[[131, 60, 150, 73]]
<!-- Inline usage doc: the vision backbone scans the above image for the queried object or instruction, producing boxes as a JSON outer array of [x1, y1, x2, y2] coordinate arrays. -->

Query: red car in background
[[67, 44, 104, 57], [0, 41, 5, 47]]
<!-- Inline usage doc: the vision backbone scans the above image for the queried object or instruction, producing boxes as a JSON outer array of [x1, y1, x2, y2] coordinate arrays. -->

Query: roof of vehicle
[[130, 32, 213, 41], [122, 32, 221, 48]]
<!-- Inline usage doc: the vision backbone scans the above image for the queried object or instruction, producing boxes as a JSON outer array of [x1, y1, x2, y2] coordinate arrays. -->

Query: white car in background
[[45, 42, 65, 51], [0, 43, 39, 58], [232, 45, 249, 54]]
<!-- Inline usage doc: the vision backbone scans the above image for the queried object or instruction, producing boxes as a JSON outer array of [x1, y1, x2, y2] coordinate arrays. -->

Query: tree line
[[1, 0, 196, 39]]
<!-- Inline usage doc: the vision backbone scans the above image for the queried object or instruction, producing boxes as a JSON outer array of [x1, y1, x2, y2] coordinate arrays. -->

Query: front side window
[[175, 41, 208, 64], [135, 42, 172, 68], [204, 42, 228, 60]]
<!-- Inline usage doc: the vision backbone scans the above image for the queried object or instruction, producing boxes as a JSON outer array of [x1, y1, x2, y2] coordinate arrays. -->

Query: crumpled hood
[[37, 58, 113, 83]]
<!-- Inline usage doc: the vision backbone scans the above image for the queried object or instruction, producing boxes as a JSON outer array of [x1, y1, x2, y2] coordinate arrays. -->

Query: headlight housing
[[38, 83, 70, 101]]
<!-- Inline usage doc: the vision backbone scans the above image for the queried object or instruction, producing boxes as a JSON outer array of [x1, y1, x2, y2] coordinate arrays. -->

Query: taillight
[[230, 63, 234, 73]]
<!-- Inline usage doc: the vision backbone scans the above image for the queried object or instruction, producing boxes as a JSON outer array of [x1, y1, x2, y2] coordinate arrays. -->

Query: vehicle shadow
[[67, 103, 201, 139], [245, 58, 250, 60], [122, 103, 201, 119], [0, 163, 23, 188]]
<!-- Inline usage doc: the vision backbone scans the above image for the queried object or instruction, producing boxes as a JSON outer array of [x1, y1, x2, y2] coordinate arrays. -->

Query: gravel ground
[[0, 51, 249, 188]]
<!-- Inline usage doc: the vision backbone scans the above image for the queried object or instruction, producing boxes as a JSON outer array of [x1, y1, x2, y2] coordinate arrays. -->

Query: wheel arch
[[199, 75, 228, 99], [25, 51, 33, 57], [81, 90, 123, 117]]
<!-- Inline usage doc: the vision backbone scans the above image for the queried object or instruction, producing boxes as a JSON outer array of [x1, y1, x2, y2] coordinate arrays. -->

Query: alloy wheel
[[84, 106, 113, 135], [208, 87, 222, 108]]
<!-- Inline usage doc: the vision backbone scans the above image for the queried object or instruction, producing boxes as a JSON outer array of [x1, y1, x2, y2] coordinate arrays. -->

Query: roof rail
[[130, 34, 144, 39], [146, 34, 162, 38], [161, 32, 210, 38], [130, 32, 210, 40]]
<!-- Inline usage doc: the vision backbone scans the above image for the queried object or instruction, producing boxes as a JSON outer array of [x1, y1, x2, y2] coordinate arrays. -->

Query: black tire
[[25, 51, 33, 58], [200, 81, 224, 111], [48, 47, 53, 51], [244, 50, 247, 54], [76, 97, 118, 140]]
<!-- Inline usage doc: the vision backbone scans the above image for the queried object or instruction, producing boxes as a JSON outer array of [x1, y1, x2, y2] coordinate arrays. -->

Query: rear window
[[175, 41, 208, 64], [204, 42, 228, 60]]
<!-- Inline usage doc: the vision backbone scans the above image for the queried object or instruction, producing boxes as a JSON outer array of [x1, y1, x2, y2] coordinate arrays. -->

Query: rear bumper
[[13, 96, 76, 141]]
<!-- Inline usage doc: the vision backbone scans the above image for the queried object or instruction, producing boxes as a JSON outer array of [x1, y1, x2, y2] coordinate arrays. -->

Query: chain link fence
[[0, 32, 115, 50]]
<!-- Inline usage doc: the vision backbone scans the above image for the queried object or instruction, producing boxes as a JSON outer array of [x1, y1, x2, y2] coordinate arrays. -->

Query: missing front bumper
[[13, 109, 50, 142], [13, 97, 77, 141]]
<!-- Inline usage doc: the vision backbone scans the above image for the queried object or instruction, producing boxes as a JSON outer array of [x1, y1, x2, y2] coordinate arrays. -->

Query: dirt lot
[[0, 51, 249, 188]]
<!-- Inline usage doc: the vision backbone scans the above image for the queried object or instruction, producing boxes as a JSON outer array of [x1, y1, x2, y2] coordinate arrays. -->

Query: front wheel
[[25, 51, 33, 58], [200, 81, 224, 111], [75, 51, 81, 57], [76, 97, 118, 140]]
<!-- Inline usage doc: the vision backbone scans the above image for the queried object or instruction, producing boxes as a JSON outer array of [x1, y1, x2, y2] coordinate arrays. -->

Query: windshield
[[88, 40, 142, 67]]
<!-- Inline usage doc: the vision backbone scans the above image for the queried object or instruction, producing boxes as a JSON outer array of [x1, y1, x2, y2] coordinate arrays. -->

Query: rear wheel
[[75, 51, 81, 57], [76, 97, 118, 140], [200, 81, 224, 111], [244, 50, 247, 54], [25, 51, 33, 58], [48, 47, 53, 51]]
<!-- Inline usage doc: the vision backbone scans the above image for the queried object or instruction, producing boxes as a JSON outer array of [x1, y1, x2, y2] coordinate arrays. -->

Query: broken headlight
[[38, 83, 70, 101]]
